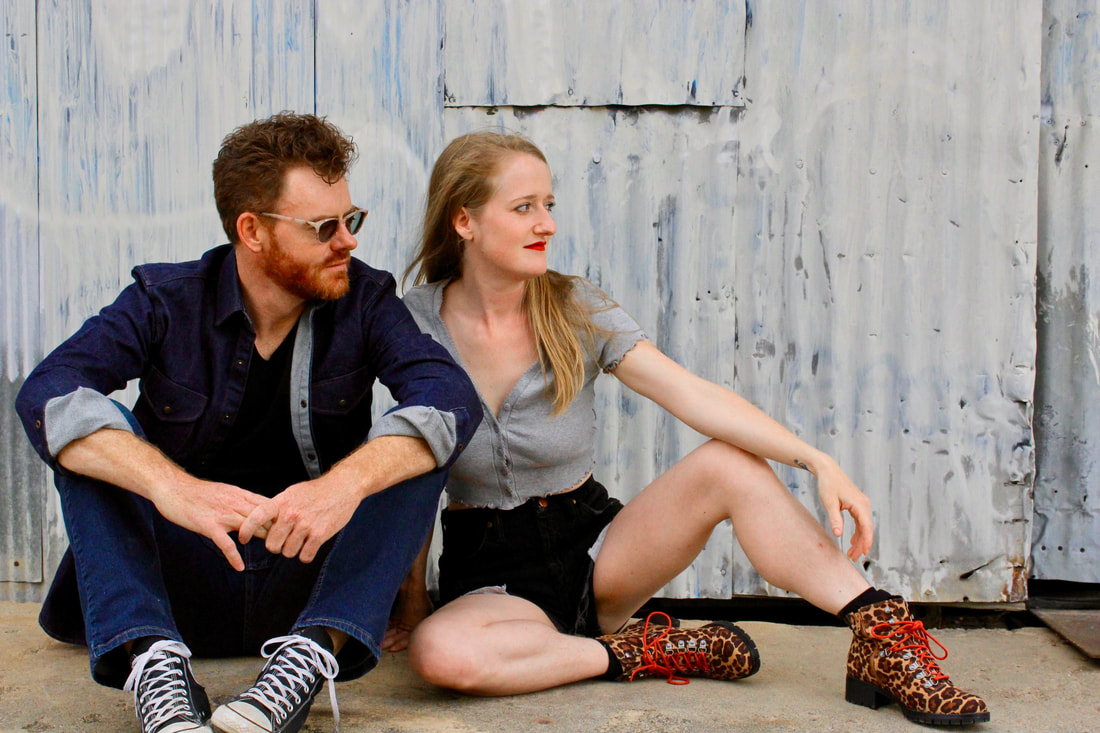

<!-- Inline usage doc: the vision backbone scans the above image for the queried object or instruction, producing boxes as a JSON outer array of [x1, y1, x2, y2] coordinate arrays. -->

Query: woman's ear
[[453, 207, 474, 242], [236, 212, 266, 253]]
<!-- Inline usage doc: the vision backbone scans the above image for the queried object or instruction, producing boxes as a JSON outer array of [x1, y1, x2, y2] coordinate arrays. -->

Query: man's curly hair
[[212, 111, 359, 242]]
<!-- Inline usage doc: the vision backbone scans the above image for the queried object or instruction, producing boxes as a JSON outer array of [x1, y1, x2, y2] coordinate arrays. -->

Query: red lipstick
[[524, 242, 546, 251]]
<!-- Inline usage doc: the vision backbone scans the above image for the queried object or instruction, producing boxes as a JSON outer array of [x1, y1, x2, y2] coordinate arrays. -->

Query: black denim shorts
[[438, 476, 624, 637]]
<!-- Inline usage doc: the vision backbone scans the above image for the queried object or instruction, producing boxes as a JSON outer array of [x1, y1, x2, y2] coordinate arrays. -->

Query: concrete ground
[[0, 601, 1097, 733]]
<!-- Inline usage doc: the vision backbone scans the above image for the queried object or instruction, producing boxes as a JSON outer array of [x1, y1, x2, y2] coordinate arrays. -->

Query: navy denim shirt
[[16, 245, 481, 479]]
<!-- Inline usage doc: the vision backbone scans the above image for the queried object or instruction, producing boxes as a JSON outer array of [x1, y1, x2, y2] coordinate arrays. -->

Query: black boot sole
[[846, 675, 991, 726]]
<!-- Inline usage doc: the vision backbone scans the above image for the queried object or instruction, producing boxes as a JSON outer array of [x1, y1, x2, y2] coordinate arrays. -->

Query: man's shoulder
[[345, 258, 401, 300], [130, 245, 231, 289]]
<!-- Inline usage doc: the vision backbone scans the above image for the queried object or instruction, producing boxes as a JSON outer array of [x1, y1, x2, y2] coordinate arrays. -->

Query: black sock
[[129, 635, 169, 658], [837, 587, 897, 618], [597, 639, 622, 680], [296, 625, 336, 653]]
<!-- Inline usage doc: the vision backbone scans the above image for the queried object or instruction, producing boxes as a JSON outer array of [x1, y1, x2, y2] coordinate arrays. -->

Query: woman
[[392, 131, 989, 726]]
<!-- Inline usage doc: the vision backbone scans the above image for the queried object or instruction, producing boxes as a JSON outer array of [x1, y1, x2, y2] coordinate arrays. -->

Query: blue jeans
[[40, 414, 444, 688]]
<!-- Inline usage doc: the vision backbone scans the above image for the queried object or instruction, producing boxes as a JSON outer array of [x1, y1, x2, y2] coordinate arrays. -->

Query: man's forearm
[[57, 427, 188, 504], [322, 434, 437, 502]]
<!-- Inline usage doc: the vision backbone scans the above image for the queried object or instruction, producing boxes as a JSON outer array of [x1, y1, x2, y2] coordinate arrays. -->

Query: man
[[15, 112, 481, 733]]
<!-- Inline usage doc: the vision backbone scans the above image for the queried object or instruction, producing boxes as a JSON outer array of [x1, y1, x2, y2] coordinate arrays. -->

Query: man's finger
[[213, 533, 245, 572], [297, 534, 321, 564], [240, 502, 279, 543]]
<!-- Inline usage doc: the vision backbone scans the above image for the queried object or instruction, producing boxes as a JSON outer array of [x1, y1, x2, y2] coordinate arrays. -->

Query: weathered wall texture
[[728, 3, 1040, 602], [1034, 1, 1100, 582], [437, 2, 1040, 602], [1, 1, 1074, 604], [2, 0, 47, 597]]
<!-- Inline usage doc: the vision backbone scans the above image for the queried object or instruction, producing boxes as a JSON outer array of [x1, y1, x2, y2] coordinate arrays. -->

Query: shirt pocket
[[138, 366, 208, 446], [311, 365, 373, 415]]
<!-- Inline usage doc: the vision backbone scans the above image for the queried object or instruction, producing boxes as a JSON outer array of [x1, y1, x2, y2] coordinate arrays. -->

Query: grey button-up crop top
[[403, 278, 646, 509]]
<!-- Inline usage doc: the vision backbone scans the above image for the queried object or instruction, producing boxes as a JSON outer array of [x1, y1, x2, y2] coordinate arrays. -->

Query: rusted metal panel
[[443, 0, 747, 107], [1034, 0, 1100, 583]]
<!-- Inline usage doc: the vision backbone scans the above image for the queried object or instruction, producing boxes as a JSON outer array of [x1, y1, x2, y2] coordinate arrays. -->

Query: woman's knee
[[407, 615, 483, 691], [692, 439, 772, 486]]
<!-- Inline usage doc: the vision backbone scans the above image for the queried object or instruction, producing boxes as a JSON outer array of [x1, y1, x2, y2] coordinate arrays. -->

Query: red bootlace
[[629, 612, 710, 685], [870, 619, 950, 685]]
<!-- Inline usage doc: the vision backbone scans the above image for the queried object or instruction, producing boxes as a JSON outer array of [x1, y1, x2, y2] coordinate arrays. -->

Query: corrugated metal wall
[[2, 1, 1090, 605], [1034, 0, 1100, 582]]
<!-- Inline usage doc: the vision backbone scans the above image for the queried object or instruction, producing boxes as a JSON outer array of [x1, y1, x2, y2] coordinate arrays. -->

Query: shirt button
[[307, 453, 317, 462], [162, 406, 172, 415], [223, 414, 231, 422], [338, 399, 347, 407], [236, 359, 245, 367], [35, 420, 41, 429], [300, 400, 308, 408]]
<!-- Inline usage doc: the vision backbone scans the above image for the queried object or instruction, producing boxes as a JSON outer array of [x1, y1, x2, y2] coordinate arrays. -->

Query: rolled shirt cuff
[[367, 405, 459, 469], [43, 387, 134, 458]]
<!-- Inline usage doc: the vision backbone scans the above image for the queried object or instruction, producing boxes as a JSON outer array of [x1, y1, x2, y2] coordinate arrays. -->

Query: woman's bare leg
[[411, 440, 870, 695], [407, 592, 610, 695], [593, 440, 870, 632]]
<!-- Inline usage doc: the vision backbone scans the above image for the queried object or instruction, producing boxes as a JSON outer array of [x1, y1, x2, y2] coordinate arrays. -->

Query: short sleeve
[[572, 279, 647, 371]]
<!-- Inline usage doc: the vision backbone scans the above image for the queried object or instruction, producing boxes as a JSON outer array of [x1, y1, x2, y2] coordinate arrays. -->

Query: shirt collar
[[214, 245, 249, 328]]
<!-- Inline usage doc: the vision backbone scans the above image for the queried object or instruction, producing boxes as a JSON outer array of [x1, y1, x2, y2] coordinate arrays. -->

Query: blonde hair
[[405, 131, 596, 414]]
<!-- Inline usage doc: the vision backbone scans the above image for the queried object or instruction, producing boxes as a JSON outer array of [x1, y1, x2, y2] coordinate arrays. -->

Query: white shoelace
[[123, 639, 199, 731], [241, 634, 340, 731]]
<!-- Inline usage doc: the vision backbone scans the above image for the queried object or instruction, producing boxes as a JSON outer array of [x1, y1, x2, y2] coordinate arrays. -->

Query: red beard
[[262, 234, 350, 301]]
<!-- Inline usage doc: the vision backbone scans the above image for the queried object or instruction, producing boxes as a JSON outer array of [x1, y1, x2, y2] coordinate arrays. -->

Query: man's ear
[[236, 212, 266, 253], [452, 207, 474, 242]]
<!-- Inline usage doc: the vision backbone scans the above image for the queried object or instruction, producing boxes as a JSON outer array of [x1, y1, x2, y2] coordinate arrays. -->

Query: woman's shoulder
[[400, 281, 445, 331], [401, 281, 443, 310], [566, 275, 616, 309]]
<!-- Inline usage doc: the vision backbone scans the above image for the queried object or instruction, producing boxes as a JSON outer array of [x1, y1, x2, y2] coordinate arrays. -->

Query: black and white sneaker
[[123, 638, 212, 733], [210, 634, 340, 733]]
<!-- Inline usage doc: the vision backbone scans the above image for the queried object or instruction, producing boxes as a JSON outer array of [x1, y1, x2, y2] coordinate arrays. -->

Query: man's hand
[[56, 428, 267, 571], [239, 434, 438, 563], [151, 475, 268, 571], [238, 476, 361, 563]]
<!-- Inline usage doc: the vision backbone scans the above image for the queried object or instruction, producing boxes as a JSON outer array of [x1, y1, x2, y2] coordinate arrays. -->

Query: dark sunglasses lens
[[317, 219, 339, 242], [346, 210, 366, 235]]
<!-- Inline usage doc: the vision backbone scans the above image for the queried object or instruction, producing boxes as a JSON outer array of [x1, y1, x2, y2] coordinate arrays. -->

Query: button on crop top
[[402, 278, 646, 509]]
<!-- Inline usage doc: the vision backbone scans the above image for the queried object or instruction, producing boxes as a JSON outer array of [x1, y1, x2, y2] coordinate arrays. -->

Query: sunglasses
[[260, 208, 368, 243]]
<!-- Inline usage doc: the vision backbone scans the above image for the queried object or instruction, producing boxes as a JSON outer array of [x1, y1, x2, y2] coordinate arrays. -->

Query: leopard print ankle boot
[[844, 598, 990, 725], [598, 612, 760, 684]]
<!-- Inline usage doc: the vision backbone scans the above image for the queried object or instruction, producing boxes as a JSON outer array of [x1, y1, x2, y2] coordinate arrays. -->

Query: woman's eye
[[546, 201, 555, 212], [516, 203, 531, 212]]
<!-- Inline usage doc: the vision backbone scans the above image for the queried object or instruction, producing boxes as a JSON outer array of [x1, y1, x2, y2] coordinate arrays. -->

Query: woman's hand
[[814, 457, 874, 560], [382, 585, 434, 653]]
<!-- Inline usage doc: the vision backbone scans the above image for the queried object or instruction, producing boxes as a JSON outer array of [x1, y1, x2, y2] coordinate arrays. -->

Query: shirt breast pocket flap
[[139, 367, 208, 423], [312, 367, 372, 416]]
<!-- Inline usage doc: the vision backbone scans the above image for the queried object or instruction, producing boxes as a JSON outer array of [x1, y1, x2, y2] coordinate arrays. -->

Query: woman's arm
[[612, 340, 872, 560]]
